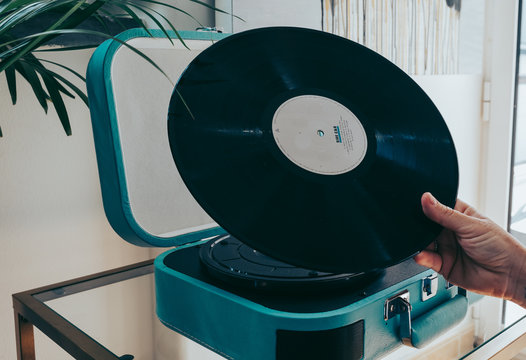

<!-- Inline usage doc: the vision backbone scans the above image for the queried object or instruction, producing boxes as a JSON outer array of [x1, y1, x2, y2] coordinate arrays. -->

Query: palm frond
[[33, 43, 100, 52], [23, 57, 88, 105], [1, 28, 173, 80], [15, 59, 50, 111], [124, 1, 189, 48], [0, 0, 234, 136], [96, 7, 129, 31], [121, 0, 203, 27], [110, 3, 153, 37], [0, 0, 86, 73], [33, 56, 86, 82], [126, 3, 174, 46], [5, 64, 17, 104], [40, 69, 72, 135]]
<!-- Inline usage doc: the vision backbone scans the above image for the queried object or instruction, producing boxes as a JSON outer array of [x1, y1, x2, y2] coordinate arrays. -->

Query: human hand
[[414, 192, 526, 306]]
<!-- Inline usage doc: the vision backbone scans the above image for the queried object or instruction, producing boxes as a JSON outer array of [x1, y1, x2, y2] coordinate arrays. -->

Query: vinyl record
[[168, 27, 458, 274]]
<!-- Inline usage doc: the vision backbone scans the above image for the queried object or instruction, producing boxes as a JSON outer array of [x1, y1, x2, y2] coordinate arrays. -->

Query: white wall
[[0, 50, 153, 360], [231, 0, 321, 32], [215, 0, 322, 33]]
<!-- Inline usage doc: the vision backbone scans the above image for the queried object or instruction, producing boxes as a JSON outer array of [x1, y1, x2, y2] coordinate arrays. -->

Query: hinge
[[482, 80, 491, 122]]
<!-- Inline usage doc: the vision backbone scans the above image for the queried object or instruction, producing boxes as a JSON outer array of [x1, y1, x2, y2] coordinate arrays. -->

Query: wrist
[[506, 242, 526, 307]]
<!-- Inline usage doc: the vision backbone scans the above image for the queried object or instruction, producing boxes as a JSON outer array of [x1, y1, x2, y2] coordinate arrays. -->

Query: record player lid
[[87, 29, 228, 247]]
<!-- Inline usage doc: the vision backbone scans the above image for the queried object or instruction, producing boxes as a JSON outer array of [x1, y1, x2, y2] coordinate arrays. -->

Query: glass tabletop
[[12, 259, 526, 360]]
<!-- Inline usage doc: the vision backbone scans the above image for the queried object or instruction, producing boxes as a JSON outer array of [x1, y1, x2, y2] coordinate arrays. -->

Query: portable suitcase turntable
[[87, 28, 473, 360]]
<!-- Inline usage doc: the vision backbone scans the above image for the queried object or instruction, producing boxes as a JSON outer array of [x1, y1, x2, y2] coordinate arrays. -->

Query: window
[[510, 1, 526, 243]]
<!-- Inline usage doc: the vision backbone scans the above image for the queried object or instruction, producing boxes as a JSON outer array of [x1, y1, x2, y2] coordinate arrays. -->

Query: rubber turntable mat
[[198, 235, 380, 292], [163, 245, 429, 313]]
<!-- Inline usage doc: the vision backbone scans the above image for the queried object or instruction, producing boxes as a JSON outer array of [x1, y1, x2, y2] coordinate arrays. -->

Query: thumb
[[421, 192, 473, 232], [414, 250, 443, 273]]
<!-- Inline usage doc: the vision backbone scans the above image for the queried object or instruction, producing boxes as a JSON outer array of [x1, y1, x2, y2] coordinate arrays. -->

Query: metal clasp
[[384, 290, 412, 346], [422, 273, 438, 301]]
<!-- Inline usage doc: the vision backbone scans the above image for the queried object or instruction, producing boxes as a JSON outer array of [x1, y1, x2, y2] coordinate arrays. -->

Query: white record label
[[272, 95, 368, 175]]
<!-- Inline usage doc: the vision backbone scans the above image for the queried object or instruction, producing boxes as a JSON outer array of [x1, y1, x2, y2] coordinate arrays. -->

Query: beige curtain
[[322, 0, 461, 75]]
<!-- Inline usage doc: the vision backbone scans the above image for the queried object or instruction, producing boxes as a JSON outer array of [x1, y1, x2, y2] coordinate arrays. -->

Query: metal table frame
[[12, 259, 154, 360], [12, 258, 526, 360]]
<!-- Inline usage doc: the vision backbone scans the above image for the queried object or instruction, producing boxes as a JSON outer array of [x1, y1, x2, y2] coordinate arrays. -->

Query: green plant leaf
[[111, 3, 152, 36], [0, 0, 236, 137], [0, 0, 52, 14], [0, 0, 76, 39], [59, 0, 107, 33], [21, 59, 76, 101], [124, 0, 203, 27], [126, 2, 174, 46], [33, 57, 86, 82], [0, 39, 31, 59], [15, 60, 50, 112], [26, 54, 83, 95], [33, 43, 100, 52], [22, 57, 76, 99], [91, 13, 111, 34], [126, 1, 189, 49], [40, 70, 71, 135], [26, 58, 88, 105], [0, 0, 87, 74], [13, 0, 108, 52], [175, 88, 195, 120], [0, 29, 174, 84], [5, 64, 17, 104], [0, 2, 50, 37], [96, 7, 129, 30]]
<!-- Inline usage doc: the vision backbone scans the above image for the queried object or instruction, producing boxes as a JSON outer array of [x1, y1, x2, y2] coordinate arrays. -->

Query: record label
[[271, 95, 367, 175]]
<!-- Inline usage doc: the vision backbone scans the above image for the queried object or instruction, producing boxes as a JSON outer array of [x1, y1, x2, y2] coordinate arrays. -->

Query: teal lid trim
[[87, 29, 229, 247]]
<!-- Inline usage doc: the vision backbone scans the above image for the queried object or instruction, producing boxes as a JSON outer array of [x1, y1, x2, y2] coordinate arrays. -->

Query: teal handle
[[410, 294, 468, 348]]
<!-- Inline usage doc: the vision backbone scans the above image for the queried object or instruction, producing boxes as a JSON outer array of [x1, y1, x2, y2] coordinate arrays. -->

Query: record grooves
[[168, 27, 459, 274]]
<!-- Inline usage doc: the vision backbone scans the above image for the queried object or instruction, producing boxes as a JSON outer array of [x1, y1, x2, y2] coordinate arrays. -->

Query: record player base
[[155, 244, 470, 360]]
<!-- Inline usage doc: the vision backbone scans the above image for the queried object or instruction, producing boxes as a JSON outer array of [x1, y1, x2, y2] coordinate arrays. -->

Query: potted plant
[[0, 0, 224, 136]]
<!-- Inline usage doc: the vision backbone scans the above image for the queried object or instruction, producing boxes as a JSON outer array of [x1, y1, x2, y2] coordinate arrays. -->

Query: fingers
[[421, 192, 475, 232], [454, 198, 485, 219], [414, 250, 443, 273]]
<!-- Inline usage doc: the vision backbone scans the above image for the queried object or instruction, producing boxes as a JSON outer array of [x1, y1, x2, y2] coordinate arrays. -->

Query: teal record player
[[87, 29, 473, 360]]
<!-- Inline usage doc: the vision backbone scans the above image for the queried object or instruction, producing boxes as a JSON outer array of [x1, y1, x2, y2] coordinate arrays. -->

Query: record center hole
[[317, 130, 325, 137]]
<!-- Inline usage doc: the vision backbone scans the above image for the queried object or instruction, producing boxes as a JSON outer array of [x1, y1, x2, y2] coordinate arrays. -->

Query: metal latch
[[422, 273, 438, 301], [195, 27, 223, 33], [384, 290, 412, 346]]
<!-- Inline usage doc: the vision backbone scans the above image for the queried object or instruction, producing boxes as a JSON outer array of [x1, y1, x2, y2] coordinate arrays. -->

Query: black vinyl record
[[168, 27, 459, 274]]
